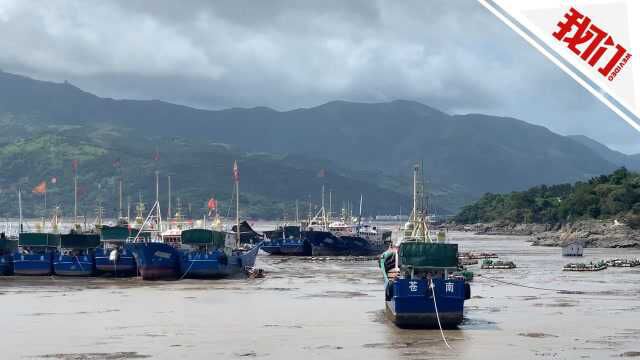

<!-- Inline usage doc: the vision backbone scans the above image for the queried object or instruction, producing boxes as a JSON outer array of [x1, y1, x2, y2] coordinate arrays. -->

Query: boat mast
[[321, 185, 325, 217], [328, 190, 332, 221], [234, 160, 240, 248], [74, 167, 78, 226], [18, 187, 23, 233], [407, 162, 430, 242], [155, 170, 162, 233], [358, 194, 363, 228], [307, 196, 312, 224], [167, 175, 172, 220], [295, 200, 299, 223], [118, 178, 123, 219]]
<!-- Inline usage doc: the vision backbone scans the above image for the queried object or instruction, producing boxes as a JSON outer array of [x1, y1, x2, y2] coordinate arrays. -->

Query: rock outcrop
[[448, 220, 640, 248]]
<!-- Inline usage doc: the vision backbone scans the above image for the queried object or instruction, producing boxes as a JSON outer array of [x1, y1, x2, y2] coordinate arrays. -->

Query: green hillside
[[454, 168, 640, 226], [0, 127, 410, 219], [0, 71, 625, 198]]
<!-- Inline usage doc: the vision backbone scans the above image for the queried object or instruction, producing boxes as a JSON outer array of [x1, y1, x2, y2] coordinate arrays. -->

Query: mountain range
[[0, 70, 637, 218]]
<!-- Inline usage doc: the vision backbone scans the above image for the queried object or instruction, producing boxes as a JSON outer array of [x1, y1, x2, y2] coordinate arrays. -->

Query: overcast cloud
[[0, 0, 638, 153]]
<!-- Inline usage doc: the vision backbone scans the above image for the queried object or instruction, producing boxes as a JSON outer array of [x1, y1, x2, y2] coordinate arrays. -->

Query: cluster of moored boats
[[1, 162, 473, 329]]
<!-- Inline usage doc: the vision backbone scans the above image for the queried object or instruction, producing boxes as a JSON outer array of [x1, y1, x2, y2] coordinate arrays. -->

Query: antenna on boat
[[233, 160, 240, 248], [321, 185, 325, 217], [295, 200, 299, 223], [328, 190, 332, 221], [405, 162, 431, 242], [118, 178, 123, 220], [358, 194, 363, 228], [73, 160, 78, 227], [126, 195, 131, 221], [167, 175, 172, 220], [18, 186, 23, 233], [155, 170, 162, 233]]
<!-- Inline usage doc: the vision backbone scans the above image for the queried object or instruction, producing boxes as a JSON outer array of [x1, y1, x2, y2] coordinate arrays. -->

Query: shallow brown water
[[1, 231, 640, 359]]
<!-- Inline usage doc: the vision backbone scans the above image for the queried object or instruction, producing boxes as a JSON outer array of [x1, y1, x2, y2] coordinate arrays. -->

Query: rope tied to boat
[[429, 278, 452, 350], [178, 259, 195, 280], [74, 255, 85, 273], [475, 274, 579, 293]]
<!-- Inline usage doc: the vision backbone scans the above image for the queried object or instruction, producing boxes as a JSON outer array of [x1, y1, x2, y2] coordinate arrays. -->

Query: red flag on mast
[[207, 198, 217, 210], [32, 181, 47, 194], [72, 159, 79, 173], [233, 161, 239, 182]]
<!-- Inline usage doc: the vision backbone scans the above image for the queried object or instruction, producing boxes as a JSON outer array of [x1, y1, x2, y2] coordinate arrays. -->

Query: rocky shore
[[448, 220, 640, 248]]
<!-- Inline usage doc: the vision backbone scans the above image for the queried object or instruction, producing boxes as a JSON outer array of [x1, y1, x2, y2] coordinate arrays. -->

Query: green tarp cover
[[60, 233, 100, 248], [399, 242, 458, 268], [100, 225, 131, 241], [181, 229, 225, 248], [19, 233, 61, 247]]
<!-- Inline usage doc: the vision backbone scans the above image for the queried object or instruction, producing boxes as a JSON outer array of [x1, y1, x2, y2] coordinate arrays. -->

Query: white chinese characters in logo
[[409, 281, 418, 292], [445, 282, 454, 293]]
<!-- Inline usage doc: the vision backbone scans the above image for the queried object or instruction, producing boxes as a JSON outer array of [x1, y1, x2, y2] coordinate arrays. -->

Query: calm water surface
[[1, 231, 639, 359]]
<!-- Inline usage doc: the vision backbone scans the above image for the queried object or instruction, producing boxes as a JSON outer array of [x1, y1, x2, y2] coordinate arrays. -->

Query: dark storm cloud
[[0, 0, 638, 152]]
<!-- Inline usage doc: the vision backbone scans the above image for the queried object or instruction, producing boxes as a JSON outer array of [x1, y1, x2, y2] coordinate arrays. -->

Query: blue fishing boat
[[0, 233, 18, 275], [13, 232, 58, 276], [95, 222, 137, 275], [178, 228, 261, 278], [53, 231, 99, 276], [305, 224, 391, 256], [128, 241, 180, 280], [262, 225, 310, 256], [380, 164, 470, 328], [303, 190, 391, 256]]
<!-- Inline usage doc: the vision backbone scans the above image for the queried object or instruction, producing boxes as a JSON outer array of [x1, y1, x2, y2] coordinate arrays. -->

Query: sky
[[0, 0, 638, 153]]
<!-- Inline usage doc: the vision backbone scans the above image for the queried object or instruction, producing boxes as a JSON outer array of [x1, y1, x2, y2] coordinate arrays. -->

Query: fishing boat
[[95, 221, 137, 275], [53, 229, 99, 276], [178, 161, 262, 278], [127, 172, 181, 280], [95, 179, 137, 275], [52, 166, 101, 276], [563, 261, 607, 272], [304, 190, 391, 256], [480, 259, 516, 269], [14, 232, 58, 275], [380, 163, 470, 328], [13, 191, 57, 275], [177, 228, 260, 278], [262, 224, 311, 256], [0, 232, 18, 275]]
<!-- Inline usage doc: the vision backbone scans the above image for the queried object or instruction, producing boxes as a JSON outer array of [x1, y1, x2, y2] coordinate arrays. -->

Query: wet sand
[[1, 232, 640, 359]]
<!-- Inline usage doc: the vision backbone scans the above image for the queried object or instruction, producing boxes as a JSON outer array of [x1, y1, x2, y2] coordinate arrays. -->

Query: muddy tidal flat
[[1, 232, 640, 359]]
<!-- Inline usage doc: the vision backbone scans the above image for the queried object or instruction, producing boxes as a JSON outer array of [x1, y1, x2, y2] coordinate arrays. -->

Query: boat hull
[[261, 239, 311, 256], [305, 231, 386, 256], [53, 253, 95, 276], [385, 278, 468, 329], [0, 254, 13, 275], [127, 242, 180, 280], [180, 243, 261, 278], [95, 246, 136, 275], [13, 252, 53, 276]]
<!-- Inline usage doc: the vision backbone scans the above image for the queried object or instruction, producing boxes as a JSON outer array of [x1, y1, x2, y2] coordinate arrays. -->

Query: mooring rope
[[429, 279, 452, 349], [75, 255, 85, 273], [178, 259, 195, 280], [475, 274, 576, 292]]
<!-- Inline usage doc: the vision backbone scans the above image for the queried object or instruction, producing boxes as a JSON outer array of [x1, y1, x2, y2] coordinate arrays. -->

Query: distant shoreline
[[447, 220, 640, 248]]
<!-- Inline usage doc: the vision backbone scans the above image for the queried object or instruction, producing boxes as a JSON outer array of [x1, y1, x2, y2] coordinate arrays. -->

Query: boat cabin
[[562, 240, 584, 257]]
